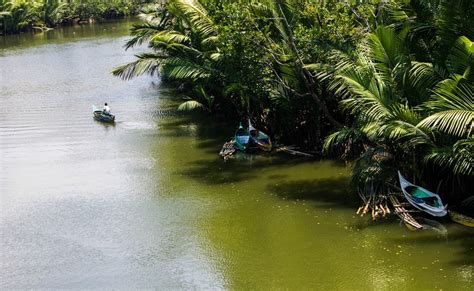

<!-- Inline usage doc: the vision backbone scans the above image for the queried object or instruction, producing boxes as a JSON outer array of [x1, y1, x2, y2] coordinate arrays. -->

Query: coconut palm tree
[[113, 0, 219, 81], [415, 36, 474, 176], [324, 19, 473, 204], [112, 0, 222, 111]]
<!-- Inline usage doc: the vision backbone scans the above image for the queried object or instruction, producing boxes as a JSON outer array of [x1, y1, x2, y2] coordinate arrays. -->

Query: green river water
[[0, 20, 473, 290]]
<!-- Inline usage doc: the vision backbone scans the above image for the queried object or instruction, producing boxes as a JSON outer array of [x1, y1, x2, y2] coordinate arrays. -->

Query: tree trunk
[[276, 4, 342, 129]]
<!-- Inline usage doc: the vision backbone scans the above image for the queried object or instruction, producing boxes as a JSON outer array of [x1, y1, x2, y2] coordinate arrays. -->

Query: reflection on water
[[1, 20, 473, 289], [0, 19, 138, 52]]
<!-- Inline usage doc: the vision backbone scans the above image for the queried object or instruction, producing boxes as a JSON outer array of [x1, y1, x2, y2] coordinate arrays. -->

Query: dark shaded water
[[0, 20, 473, 289]]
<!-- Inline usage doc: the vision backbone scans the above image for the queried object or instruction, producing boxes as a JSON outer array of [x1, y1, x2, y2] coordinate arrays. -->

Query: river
[[0, 20, 473, 290]]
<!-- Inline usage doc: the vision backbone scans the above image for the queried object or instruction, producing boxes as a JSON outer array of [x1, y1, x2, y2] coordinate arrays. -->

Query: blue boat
[[249, 121, 272, 152], [234, 120, 272, 152], [234, 123, 250, 151]]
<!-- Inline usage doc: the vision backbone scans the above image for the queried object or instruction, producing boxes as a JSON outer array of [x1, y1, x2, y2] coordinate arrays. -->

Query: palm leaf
[[112, 53, 165, 80], [160, 57, 210, 81], [172, 0, 216, 38], [150, 30, 191, 45], [418, 76, 474, 137], [419, 110, 474, 137], [125, 23, 166, 50], [425, 138, 474, 176], [446, 36, 474, 79], [409, 62, 447, 98]]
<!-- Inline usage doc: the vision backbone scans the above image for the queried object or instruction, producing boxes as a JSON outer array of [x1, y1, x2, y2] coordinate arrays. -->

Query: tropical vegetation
[[0, 0, 153, 35], [113, 0, 473, 210]]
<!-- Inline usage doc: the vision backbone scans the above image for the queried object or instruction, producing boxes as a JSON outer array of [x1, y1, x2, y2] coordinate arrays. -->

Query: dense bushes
[[114, 0, 471, 207]]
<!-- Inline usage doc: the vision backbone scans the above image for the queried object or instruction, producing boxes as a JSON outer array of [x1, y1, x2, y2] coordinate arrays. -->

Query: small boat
[[233, 120, 272, 152], [234, 123, 250, 151], [249, 121, 272, 152], [398, 171, 447, 217], [448, 210, 474, 227], [92, 105, 115, 123]]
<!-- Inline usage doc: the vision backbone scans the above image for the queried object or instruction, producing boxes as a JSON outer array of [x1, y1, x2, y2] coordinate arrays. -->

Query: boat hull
[[398, 171, 447, 217], [251, 132, 272, 152], [255, 140, 272, 152], [449, 210, 474, 227], [93, 111, 115, 123], [233, 120, 272, 153], [235, 128, 250, 151]]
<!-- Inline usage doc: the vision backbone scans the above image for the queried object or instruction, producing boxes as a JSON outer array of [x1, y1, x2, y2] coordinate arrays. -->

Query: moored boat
[[249, 120, 272, 152], [233, 120, 272, 152], [448, 210, 474, 227], [92, 105, 115, 123], [398, 171, 447, 217], [234, 123, 250, 151]]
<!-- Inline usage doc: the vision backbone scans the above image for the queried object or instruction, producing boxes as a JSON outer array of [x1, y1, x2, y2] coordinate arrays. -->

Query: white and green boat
[[398, 171, 447, 217]]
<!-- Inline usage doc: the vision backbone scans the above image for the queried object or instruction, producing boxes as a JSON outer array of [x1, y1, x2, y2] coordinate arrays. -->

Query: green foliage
[[327, 5, 473, 201], [178, 86, 214, 112], [1, 1, 35, 34], [42, 0, 66, 26], [0, 0, 151, 35], [114, 0, 473, 203]]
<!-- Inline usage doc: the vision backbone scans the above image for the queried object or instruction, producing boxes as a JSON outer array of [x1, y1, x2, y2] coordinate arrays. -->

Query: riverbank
[[113, 0, 473, 211], [0, 0, 152, 35]]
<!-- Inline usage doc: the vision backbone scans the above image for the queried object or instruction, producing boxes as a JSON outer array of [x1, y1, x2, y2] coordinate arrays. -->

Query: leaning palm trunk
[[273, 2, 342, 129]]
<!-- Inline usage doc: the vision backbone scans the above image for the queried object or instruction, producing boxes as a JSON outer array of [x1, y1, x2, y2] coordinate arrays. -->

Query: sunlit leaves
[[112, 53, 165, 80], [446, 36, 474, 79]]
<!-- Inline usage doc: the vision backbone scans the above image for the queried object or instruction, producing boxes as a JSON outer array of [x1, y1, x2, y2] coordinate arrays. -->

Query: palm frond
[[160, 57, 210, 81], [409, 62, 447, 98], [446, 36, 474, 78], [125, 23, 164, 49], [367, 26, 405, 71], [172, 0, 216, 37], [336, 67, 395, 122], [418, 75, 474, 137], [323, 127, 367, 160], [150, 30, 191, 45], [425, 138, 474, 176], [419, 110, 474, 137], [112, 53, 165, 80]]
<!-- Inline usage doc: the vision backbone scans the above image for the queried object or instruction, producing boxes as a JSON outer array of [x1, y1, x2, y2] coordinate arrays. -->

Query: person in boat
[[103, 103, 110, 115]]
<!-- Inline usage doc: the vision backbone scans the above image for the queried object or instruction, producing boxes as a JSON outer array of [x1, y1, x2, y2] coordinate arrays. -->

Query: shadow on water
[[391, 231, 474, 266], [180, 155, 310, 185], [165, 111, 342, 186], [267, 177, 358, 209], [453, 233, 474, 266]]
